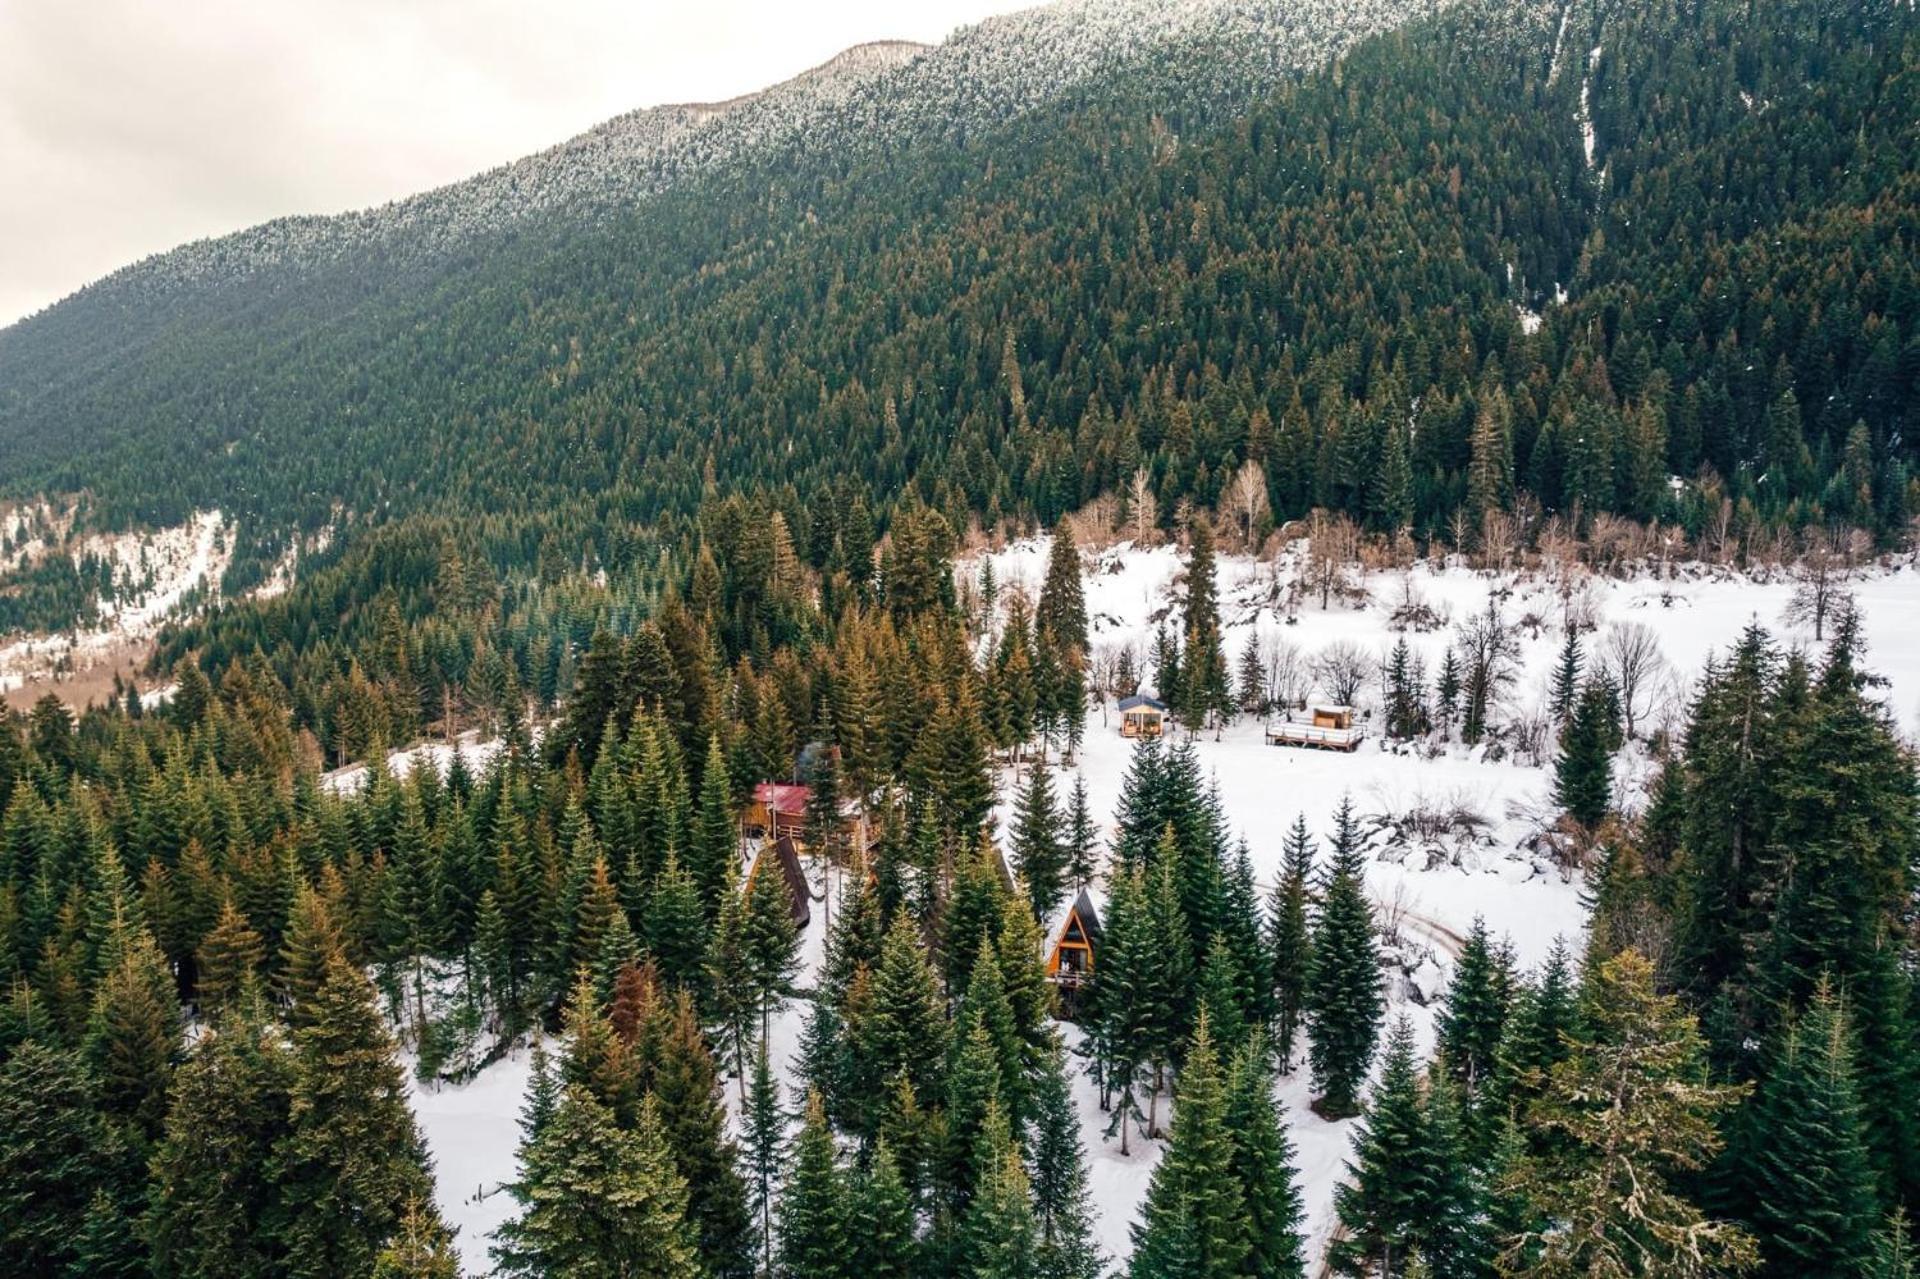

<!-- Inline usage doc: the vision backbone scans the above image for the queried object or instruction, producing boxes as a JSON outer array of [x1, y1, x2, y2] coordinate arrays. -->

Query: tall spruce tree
[[277, 955, 444, 1279], [1553, 677, 1616, 829], [1030, 1039, 1102, 1279], [1226, 1034, 1307, 1279], [848, 1139, 918, 1279], [1436, 917, 1511, 1099], [1128, 1016, 1248, 1279], [744, 1035, 787, 1275], [0, 1042, 142, 1278], [1332, 1018, 1439, 1278], [1013, 762, 1069, 922], [1306, 798, 1383, 1119], [1503, 951, 1756, 1278], [1065, 774, 1099, 888], [1735, 983, 1880, 1278], [494, 1088, 700, 1279], [776, 1092, 848, 1279], [146, 999, 295, 1279], [1268, 814, 1315, 1070]]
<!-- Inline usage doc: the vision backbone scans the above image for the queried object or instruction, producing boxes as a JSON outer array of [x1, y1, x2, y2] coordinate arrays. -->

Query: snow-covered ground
[[407, 1047, 538, 1271], [413, 537, 1920, 1274], [322, 731, 513, 797]]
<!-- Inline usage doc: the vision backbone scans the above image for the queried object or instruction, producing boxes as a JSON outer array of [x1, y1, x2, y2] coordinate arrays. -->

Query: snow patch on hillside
[[0, 509, 231, 698]]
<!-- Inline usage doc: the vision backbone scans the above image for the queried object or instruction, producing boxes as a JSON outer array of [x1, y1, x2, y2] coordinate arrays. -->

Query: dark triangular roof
[[1062, 887, 1102, 945], [749, 835, 813, 928]]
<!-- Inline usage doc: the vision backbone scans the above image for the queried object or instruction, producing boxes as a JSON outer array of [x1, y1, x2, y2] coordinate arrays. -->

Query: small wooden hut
[[1117, 693, 1168, 739], [743, 782, 872, 854]]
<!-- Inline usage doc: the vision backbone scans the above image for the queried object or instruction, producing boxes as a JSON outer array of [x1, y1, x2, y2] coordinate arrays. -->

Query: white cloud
[[0, 0, 1034, 326]]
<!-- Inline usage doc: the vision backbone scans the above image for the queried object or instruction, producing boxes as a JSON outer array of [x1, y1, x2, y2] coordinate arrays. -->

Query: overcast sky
[[0, 0, 1035, 328]]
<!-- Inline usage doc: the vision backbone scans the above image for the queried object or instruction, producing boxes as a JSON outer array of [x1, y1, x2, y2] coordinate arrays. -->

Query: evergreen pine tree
[[1065, 774, 1098, 888], [1030, 1039, 1102, 1279], [1225, 1034, 1307, 1279], [494, 1088, 700, 1279], [371, 1196, 460, 1279], [646, 851, 709, 994], [741, 850, 800, 1040], [277, 955, 443, 1279], [863, 916, 951, 1106], [652, 992, 754, 1278], [1013, 762, 1069, 921], [1128, 1016, 1249, 1279], [1037, 525, 1090, 676], [1436, 916, 1510, 1099], [85, 925, 179, 1145], [744, 1034, 788, 1275], [1553, 678, 1615, 828], [776, 1092, 848, 1279], [962, 1115, 1042, 1279], [196, 896, 265, 1016], [692, 735, 738, 919], [1332, 1018, 1439, 1278], [1268, 814, 1314, 1070], [1306, 798, 1382, 1118], [0, 1042, 141, 1278], [1236, 636, 1268, 717], [1548, 627, 1583, 727], [1503, 951, 1756, 1277], [849, 1139, 918, 1279], [147, 999, 295, 1279], [1737, 982, 1880, 1278]]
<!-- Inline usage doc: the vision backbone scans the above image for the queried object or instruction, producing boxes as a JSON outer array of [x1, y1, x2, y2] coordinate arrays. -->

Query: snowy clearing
[[413, 538, 1920, 1274]]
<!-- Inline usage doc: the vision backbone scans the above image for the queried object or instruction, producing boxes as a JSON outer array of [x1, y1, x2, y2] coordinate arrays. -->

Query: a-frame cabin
[[1045, 888, 1103, 1016], [744, 833, 813, 929]]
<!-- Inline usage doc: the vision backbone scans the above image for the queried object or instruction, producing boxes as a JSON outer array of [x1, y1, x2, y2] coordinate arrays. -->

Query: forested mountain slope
[[1, 0, 1911, 604], [0, 0, 1432, 544]]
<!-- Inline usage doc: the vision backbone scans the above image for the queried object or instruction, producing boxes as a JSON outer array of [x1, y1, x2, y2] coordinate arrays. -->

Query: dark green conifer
[[1738, 983, 1880, 1277], [776, 1093, 848, 1279], [1013, 762, 1069, 921], [1306, 798, 1382, 1118], [494, 1088, 699, 1278], [1128, 1016, 1248, 1278], [277, 955, 443, 1279]]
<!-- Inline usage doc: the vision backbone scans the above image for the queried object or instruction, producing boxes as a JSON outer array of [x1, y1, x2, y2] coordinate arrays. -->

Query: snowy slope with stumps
[[412, 537, 1920, 1274]]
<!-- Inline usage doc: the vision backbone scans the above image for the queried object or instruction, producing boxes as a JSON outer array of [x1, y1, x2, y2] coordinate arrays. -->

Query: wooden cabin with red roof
[[743, 781, 872, 854]]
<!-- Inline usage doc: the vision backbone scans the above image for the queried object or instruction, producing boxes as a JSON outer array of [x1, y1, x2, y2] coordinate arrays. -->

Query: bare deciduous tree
[[1456, 597, 1521, 745], [1312, 640, 1375, 707], [1306, 509, 1361, 609], [1127, 468, 1158, 548], [1782, 528, 1856, 641], [1479, 508, 1517, 573], [1263, 635, 1310, 711], [1228, 459, 1270, 550], [1601, 621, 1668, 740]]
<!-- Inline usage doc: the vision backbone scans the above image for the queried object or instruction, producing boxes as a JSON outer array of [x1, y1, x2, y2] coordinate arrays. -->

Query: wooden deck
[[1265, 722, 1365, 752]]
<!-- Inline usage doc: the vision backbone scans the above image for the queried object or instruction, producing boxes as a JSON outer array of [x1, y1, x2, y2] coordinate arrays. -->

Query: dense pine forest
[[1, 0, 1917, 1274]]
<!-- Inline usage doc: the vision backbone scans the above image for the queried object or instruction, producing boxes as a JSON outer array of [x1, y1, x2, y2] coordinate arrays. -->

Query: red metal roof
[[753, 782, 812, 817]]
